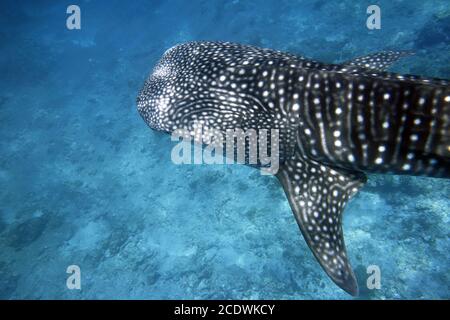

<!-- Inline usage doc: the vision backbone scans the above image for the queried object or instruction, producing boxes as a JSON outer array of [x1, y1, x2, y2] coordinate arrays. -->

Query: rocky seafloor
[[0, 0, 449, 299]]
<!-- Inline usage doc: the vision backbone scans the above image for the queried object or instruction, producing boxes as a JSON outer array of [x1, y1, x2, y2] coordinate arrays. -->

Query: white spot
[[383, 93, 390, 100], [333, 130, 341, 138], [402, 164, 411, 170], [445, 96, 450, 102], [335, 108, 342, 115], [292, 103, 300, 111], [219, 75, 226, 82], [334, 140, 342, 147], [378, 145, 386, 152], [375, 157, 383, 164]]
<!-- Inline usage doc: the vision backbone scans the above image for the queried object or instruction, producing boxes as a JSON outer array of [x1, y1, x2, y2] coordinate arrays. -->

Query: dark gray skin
[[137, 41, 450, 295]]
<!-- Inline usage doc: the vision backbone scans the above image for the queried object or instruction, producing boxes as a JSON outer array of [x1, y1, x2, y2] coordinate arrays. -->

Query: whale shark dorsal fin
[[341, 50, 414, 71], [276, 152, 367, 296]]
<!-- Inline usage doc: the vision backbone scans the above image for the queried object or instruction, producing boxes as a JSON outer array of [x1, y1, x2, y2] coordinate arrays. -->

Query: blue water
[[0, 0, 449, 299]]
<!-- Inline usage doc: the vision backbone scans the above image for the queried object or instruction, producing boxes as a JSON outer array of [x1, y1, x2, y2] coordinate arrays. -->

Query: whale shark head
[[136, 51, 176, 132], [137, 41, 300, 136], [137, 44, 205, 133]]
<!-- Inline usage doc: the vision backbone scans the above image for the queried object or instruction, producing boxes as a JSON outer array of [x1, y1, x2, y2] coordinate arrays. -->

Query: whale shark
[[137, 41, 450, 295]]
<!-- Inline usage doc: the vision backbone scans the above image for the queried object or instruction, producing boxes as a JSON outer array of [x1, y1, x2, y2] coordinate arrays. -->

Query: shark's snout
[[136, 72, 169, 132], [136, 90, 159, 131], [136, 47, 194, 133]]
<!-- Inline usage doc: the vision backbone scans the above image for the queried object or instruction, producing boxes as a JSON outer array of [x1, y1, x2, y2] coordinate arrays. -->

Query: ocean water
[[0, 0, 449, 300]]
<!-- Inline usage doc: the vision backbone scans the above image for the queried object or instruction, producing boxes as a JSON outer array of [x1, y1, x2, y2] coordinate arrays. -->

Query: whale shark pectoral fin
[[342, 50, 414, 71], [276, 154, 367, 296]]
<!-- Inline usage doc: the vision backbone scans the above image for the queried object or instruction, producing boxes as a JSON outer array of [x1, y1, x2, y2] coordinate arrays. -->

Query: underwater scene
[[0, 0, 449, 300]]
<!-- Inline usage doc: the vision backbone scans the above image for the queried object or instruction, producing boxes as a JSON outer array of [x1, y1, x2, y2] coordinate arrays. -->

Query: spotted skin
[[137, 41, 450, 295], [294, 69, 450, 177], [277, 150, 366, 295]]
